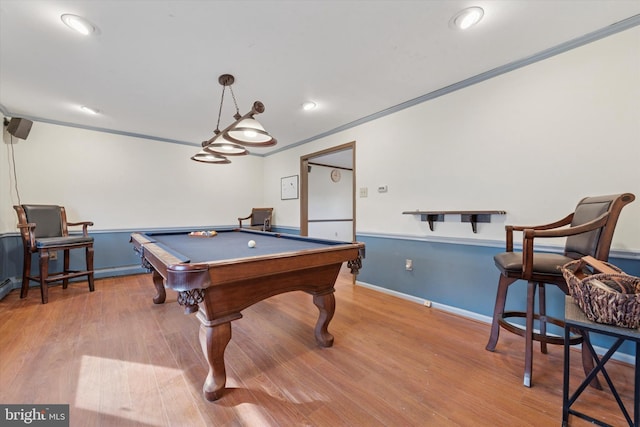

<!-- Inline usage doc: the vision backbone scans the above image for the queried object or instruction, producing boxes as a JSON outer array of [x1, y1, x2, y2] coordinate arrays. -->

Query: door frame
[[300, 141, 356, 240]]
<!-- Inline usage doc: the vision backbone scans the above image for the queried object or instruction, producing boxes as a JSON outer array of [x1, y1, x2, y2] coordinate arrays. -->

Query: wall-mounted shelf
[[402, 210, 506, 233]]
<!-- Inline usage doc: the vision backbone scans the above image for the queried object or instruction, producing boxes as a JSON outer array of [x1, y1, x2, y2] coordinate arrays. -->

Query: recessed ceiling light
[[450, 7, 484, 30], [80, 106, 99, 115], [302, 101, 317, 111], [61, 14, 96, 35]]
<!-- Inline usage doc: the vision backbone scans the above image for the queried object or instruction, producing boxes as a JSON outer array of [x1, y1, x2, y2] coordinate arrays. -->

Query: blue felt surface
[[145, 230, 340, 264]]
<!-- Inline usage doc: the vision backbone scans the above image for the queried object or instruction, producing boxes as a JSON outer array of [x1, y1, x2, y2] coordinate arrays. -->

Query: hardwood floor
[[0, 269, 635, 426]]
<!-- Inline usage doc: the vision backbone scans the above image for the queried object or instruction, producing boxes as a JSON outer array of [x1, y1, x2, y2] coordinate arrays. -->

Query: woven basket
[[562, 259, 640, 329]]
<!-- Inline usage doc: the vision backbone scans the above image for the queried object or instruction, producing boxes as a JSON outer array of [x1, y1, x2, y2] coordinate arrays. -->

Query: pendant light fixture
[[193, 74, 276, 164], [191, 150, 231, 164]]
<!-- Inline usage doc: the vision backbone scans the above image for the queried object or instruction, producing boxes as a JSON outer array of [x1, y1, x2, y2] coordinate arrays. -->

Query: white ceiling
[[1, 1, 639, 162]]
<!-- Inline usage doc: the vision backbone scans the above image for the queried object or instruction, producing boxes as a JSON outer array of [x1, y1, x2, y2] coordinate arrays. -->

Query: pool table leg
[[313, 292, 335, 347], [151, 270, 166, 304], [199, 321, 232, 401]]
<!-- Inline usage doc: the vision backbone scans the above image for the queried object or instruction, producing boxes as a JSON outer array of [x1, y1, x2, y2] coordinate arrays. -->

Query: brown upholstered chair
[[14, 204, 95, 304], [238, 208, 273, 232], [486, 193, 635, 387]]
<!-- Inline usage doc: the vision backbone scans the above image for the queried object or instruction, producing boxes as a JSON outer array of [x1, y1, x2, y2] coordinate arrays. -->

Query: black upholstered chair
[[485, 193, 635, 387], [14, 205, 95, 304], [238, 208, 273, 232]]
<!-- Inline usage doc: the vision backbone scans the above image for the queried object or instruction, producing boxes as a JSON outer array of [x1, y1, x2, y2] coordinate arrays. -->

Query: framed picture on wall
[[281, 175, 299, 200]]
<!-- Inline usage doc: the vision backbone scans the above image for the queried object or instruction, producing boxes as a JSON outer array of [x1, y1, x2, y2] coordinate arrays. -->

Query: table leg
[[635, 342, 639, 426], [199, 321, 232, 401], [151, 269, 166, 304], [313, 292, 335, 347], [562, 325, 570, 426]]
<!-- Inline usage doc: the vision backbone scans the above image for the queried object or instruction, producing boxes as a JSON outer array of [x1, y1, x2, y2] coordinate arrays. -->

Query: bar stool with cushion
[[15, 204, 95, 304], [485, 193, 635, 387]]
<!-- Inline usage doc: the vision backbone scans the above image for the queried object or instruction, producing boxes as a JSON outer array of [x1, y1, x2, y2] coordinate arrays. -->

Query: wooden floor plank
[[0, 269, 636, 426]]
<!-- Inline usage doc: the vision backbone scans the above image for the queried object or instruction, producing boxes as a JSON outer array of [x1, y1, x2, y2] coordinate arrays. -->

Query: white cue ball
[[248, 240, 256, 248]]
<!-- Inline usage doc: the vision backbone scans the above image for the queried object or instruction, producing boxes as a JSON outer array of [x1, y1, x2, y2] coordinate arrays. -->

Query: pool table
[[130, 228, 364, 401]]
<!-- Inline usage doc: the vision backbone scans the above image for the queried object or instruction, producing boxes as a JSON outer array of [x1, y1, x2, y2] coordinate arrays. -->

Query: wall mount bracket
[[402, 210, 506, 233]]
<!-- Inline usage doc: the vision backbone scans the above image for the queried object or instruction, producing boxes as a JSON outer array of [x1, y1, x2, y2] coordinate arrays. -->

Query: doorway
[[300, 142, 355, 241]]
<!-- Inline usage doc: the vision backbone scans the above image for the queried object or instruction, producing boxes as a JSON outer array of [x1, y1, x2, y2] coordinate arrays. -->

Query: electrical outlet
[[50, 251, 58, 261], [423, 300, 432, 308], [405, 259, 413, 271]]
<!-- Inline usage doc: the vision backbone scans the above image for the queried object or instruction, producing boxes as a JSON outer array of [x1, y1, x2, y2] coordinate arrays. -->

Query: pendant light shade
[[203, 139, 249, 156], [226, 117, 276, 147], [191, 150, 231, 164]]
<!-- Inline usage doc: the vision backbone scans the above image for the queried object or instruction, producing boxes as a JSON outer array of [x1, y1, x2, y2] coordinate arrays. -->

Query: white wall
[[1, 121, 265, 232], [263, 26, 640, 251], [2, 26, 638, 251]]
